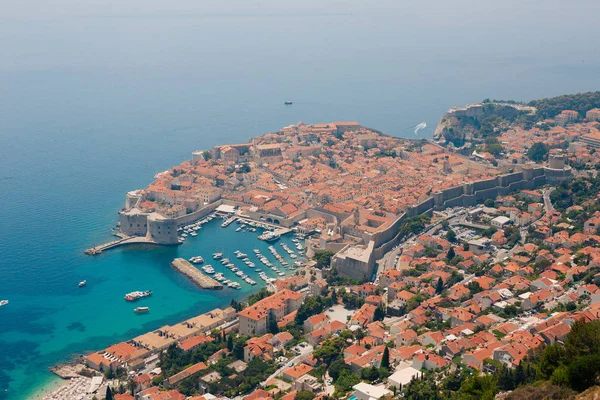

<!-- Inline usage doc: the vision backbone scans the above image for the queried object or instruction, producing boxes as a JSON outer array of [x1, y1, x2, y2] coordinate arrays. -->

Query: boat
[[235, 227, 242, 232], [0, 300, 8, 307], [213, 253, 223, 260], [134, 307, 149, 313], [125, 290, 152, 301], [79, 280, 87, 287], [190, 256, 204, 264], [284, 101, 293, 105]]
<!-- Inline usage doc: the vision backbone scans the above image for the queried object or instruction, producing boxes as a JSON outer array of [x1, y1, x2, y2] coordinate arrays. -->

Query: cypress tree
[[105, 386, 113, 400], [381, 346, 390, 369]]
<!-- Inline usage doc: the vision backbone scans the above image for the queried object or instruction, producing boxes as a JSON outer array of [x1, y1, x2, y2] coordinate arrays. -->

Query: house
[[388, 367, 421, 388], [281, 364, 314, 381], [303, 313, 329, 333], [165, 361, 208, 388], [352, 382, 392, 400], [412, 351, 450, 371]]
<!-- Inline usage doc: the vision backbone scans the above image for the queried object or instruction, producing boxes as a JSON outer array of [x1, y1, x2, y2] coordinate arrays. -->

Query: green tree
[[381, 346, 390, 369], [446, 229, 457, 243], [567, 354, 600, 392], [355, 328, 365, 345], [374, 305, 386, 322], [295, 390, 316, 400], [268, 317, 279, 334], [565, 320, 600, 361], [527, 142, 549, 162], [313, 250, 335, 269], [447, 247, 456, 261], [361, 366, 380, 382], [105, 386, 113, 400], [538, 344, 565, 379], [227, 335, 234, 352], [328, 358, 350, 381], [435, 277, 444, 294]]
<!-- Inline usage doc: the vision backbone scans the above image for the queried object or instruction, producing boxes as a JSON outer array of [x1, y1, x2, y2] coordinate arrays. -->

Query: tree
[[446, 229, 457, 243], [381, 346, 390, 369], [564, 320, 600, 361], [295, 390, 316, 400], [313, 250, 335, 269], [227, 335, 234, 352], [567, 354, 600, 391], [328, 357, 350, 381], [202, 150, 212, 161], [538, 344, 565, 379], [268, 317, 279, 334], [447, 247, 456, 261], [355, 329, 365, 345], [361, 366, 380, 382], [374, 305, 386, 322], [435, 277, 444, 294], [105, 386, 113, 400], [527, 142, 549, 162]]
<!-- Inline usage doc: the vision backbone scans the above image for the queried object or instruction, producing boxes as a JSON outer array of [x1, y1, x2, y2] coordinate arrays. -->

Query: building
[[352, 382, 392, 400], [491, 216, 511, 228], [238, 289, 305, 336], [555, 110, 579, 126], [586, 108, 600, 122]]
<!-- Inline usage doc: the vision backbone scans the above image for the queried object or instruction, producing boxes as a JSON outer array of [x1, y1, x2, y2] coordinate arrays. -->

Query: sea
[[1, 0, 600, 398]]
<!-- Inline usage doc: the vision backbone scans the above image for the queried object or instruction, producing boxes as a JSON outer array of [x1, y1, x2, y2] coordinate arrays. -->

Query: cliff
[[433, 102, 536, 146]]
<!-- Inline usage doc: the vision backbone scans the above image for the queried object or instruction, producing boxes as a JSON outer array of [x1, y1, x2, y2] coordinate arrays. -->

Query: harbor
[[170, 258, 223, 290]]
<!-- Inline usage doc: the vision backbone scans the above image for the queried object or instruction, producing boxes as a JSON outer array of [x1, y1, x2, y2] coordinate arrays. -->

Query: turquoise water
[[1, 218, 302, 400], [1, 1, 600, 399]]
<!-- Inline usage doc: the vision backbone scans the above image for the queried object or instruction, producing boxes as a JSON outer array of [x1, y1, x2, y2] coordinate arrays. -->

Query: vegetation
[[313, 250, 335, 269], [528, 91, 600, 119], [527, 142, 549, 162]]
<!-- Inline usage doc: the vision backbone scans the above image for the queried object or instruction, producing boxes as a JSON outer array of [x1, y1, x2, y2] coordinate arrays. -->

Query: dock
[[170, 258, 223, 290], [84, 235, 156, 255]]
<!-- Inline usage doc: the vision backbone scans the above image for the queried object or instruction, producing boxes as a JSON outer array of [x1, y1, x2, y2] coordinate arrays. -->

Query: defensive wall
[[333, 163, 570, 280]]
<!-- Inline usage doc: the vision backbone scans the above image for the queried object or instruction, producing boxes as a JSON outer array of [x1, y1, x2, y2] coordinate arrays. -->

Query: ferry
[[124, 290, 152, 301], [213, 253, 223, 260], [0, 300, 8, 307], [79, 280, 87, 288], [134, 307, 149, 313]]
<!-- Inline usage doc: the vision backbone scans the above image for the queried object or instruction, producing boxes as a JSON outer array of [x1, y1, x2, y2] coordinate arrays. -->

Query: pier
[[170, 258, 223, 290], [84, 235, 159, 255]]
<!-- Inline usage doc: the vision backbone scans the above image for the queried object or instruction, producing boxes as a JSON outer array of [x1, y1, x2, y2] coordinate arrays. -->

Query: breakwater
[[171, 258, 223, 290]]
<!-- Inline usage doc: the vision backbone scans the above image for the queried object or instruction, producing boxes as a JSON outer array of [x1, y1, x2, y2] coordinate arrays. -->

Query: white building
[[352, 382, 392, 400]]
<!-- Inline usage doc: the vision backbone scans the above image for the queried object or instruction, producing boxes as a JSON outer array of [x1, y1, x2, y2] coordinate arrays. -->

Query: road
[[543, 187, 555, 213], [263, 345, 313, 383]]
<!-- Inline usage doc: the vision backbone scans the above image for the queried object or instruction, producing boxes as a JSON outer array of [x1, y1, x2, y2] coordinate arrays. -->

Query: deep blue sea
[[1, 1, 600, 398]]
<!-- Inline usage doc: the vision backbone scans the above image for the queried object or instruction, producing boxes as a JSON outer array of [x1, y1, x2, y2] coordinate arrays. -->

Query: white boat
[[0, 300, 8, 307], [79, 280, 87, 287], [190, 231, 198, 237], [235, 227, 242, 232], [134, 307, 149, 313], [213, 253, 223, 260]]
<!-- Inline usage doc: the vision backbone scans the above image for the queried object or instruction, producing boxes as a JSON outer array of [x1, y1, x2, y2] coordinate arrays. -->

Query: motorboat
[[79, 280, 87, 287], [134, 307, 149, 313]]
